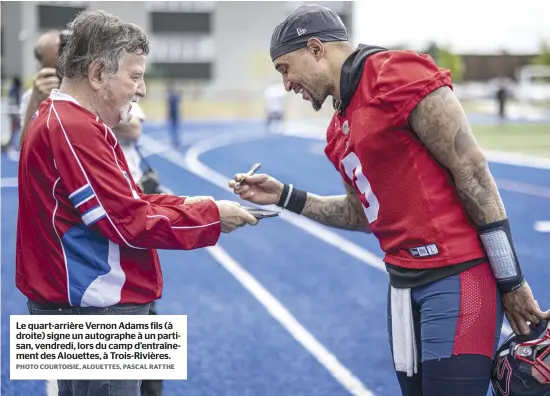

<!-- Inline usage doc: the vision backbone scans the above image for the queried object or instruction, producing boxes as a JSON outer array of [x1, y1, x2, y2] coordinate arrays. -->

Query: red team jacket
[[324, 48, 486, 270], [16, 91, 221, 307]]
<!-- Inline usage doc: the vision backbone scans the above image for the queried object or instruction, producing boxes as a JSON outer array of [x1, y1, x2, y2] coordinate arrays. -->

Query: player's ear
[[88, 60, 104, 91], [306, 38, 324, 60]]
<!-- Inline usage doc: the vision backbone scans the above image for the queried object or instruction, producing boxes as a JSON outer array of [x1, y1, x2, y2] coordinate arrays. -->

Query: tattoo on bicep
[[408, 86, 506, 225]]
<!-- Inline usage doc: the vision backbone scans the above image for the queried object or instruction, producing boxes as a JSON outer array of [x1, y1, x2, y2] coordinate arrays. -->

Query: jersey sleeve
[[50, 110, 220, 250], [140, 193, 187, 206], [374, 51, 453, 121]]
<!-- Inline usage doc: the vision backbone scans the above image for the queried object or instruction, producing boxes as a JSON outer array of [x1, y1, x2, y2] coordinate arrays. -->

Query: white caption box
[[10, 315, 187, 380]]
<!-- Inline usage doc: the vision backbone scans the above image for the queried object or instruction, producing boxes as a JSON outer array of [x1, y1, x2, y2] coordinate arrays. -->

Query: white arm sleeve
[[19, 89, 32, 127]]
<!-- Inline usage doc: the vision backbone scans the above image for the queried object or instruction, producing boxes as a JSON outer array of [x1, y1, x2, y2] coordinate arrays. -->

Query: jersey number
[[341, 152, 380, 224]]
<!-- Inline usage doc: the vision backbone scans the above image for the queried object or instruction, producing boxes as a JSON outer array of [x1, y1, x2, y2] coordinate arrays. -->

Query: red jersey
[[324, 48, 486, 270], [16, 90, 221, 307]]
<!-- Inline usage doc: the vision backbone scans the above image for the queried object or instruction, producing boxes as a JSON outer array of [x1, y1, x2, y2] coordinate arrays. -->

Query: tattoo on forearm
[[408, 86, 506, 225], [302, 184, 369, 231]]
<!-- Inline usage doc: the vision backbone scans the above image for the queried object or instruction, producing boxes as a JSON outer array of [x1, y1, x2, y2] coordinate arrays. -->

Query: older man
[[17, 9, 257, 396]]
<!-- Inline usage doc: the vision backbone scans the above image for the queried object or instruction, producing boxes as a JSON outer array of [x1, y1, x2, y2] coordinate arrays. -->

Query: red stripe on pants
[[452, 261, 498, 358]]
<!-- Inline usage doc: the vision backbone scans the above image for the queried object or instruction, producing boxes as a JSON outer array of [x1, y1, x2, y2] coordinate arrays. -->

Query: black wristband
[[478, 219, 525, 293], [277, 184, 307, 214], [277, 184, 290, 207]]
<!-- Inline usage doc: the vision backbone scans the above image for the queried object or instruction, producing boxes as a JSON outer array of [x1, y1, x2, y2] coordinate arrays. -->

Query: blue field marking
[[1, 120, 549, 396], [495, 189, 550, 297], [1, 156, 19, 178], [488, 162, 550, 189]]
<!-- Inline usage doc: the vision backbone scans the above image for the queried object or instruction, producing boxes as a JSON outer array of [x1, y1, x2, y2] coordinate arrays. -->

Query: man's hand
[[32, 68, 60, 102], [502, 282, 550, 335], [229, 174, 370, 232], [19, 68, 62, 148], [228, 173, 283, 206], [215, 200, 259, 233], [19, 67, 61, 149]]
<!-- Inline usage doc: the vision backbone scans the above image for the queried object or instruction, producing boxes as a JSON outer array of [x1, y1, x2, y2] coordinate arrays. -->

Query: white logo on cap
[[296, 28, 307, 36]]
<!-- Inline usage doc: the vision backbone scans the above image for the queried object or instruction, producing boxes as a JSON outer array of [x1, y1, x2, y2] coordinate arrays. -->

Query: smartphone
[[241, 207, 280, 219]]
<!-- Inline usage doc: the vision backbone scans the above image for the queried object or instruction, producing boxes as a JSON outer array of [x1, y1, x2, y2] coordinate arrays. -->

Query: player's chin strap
[[478, 219, 525, 294], [277, 184, 307, 214]]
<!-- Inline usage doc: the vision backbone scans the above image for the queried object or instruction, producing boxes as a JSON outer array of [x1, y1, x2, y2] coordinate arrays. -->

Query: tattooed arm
[[408, 86, 506, 226], [408, 85, 550, 336], [300, 182, 371, 232], [229, 174, 370, 232]]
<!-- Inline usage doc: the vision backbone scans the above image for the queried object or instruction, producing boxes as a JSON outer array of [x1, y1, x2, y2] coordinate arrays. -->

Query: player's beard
[[303, 72, 332, 112]]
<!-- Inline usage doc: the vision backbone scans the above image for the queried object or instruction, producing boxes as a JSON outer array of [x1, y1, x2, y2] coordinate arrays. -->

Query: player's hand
[[184, 196, 214, 205], [502, 282, 550, 335], [228, 173, 283, 206], [32, 68, 60, 101], [215, 200, 258, 233]]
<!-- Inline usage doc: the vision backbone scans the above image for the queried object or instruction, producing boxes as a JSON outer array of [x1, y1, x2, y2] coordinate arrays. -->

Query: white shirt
[[119, 103, 146, 182], [19, 88, 33, 127], [264, 83, 286, 115]]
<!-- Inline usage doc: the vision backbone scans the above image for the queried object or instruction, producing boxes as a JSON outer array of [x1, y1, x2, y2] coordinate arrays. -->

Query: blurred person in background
[[264, 80, 286, 133], [231, 4, 550, 396], [1, 76, 22, 154], [111, 101, 163, 396], [114, 101, 168, 196], [495, 75, 510, 123], [18, 30, 63, 149], [166, 83, 181, 148], [113, 101, 146, 184], [17, 9, 257, 396]]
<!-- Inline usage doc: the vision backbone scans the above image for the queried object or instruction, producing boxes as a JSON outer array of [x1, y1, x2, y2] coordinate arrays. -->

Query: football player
[[229, 4, 550, 395]]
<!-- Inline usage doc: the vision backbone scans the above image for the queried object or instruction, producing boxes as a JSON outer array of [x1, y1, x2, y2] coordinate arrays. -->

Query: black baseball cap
[[270, 4, 348, 61]]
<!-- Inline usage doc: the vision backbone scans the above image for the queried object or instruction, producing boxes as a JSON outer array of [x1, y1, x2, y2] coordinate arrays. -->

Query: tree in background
[[531, 40, 550, 66], [424, 42, 466, 82], [529, 41, 550, 83]]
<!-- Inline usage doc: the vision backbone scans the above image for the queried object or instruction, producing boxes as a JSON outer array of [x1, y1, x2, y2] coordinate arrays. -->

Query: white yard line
[[1, 177, 18, 188], [534, 221, 550, 233], [207, 245, 375, 396]]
